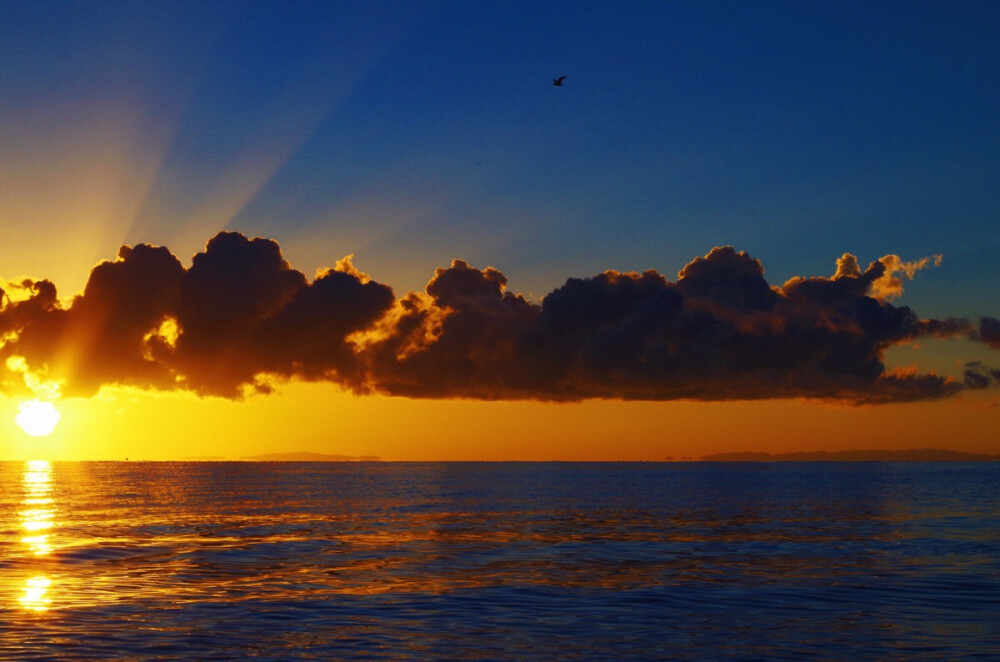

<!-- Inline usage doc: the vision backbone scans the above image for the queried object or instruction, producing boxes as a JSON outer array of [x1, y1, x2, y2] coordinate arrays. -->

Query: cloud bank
[[1, 232, 996, 404]]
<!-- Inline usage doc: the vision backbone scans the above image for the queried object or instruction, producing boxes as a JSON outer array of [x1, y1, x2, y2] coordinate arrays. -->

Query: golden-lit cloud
[[869, 253, 943, 301], [0, 234, 997, 405]]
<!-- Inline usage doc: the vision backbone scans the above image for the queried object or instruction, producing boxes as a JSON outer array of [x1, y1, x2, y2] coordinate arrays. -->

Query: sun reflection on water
[[19, 576, 52, 612], [19, 460, 56, 611]]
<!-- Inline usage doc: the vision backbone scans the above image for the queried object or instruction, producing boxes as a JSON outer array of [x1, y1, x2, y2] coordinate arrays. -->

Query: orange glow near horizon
[[1, 380, 997, 461]]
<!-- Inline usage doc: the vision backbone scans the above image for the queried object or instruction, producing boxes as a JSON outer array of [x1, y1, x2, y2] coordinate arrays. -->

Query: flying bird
[[552, 75, 566, 86]]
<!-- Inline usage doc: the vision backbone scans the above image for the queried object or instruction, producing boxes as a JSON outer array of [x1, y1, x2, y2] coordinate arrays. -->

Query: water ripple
[[1, 461, 998, 660]]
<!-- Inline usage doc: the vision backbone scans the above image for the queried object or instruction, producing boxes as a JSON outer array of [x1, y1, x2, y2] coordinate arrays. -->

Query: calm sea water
[[1, 461, 997, 660]]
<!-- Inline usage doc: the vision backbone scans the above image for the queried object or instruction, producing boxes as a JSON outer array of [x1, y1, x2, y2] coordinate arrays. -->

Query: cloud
[[1, 232, 392, 398], [66, 243, 186, 395], [169, 232, 310, 394], [919, 317, 977, 339], [868, 253, 942, 301], [509, 247, 955, 403], [963, 361, 1000, 389], [0, 235, 996, 404], [0, 279, 67, 390], [980, 317, 1000, 350], [251, 258, 394, 390], [357, 259, 540, 398]]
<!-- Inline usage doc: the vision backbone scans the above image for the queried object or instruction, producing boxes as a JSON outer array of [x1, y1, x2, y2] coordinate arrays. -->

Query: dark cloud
[[964, 361, 1000, 390], [0, 232, 392, 398], [63, 243, 186, 395], [359, 260, 540, 398], [512, 247, 954, 402], [980, 317, 1000, 350], [0, 278, 68, 386], [252, 260, 394, 390], [0, 236, 996, 404], [160, 233, 395, 397], [919, 317, 977, 339], [165, 232, 309, 395]]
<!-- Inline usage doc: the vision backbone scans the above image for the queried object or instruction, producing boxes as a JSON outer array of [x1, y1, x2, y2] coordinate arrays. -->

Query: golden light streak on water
[[18, 576, 52, 612], [19, 460, 55, 611], [21, 460, 54, 556]]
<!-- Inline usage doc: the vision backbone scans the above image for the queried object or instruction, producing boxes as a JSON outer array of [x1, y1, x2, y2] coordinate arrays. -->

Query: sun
[[16, 400, 61, 437]]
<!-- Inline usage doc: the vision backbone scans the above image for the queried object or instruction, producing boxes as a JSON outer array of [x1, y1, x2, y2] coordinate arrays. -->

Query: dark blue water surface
[[1, 461, 997, 660]]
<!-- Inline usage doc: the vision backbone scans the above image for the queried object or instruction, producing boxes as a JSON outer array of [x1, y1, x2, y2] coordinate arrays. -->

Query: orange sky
[[3, 374, 997, 462]]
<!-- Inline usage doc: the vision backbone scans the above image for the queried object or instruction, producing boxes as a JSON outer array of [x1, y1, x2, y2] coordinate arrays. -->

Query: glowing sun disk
[[16, 400, 61, 437]]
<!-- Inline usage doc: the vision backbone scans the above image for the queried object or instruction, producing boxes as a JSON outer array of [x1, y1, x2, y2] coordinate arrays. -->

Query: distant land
[[239, 452, 382, 462], [700, 448, 1000, 462]]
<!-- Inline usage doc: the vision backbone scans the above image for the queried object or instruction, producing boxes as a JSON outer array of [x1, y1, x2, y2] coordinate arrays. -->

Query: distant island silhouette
[[240, 452, 381, 462], [700, 448, 999, 462]]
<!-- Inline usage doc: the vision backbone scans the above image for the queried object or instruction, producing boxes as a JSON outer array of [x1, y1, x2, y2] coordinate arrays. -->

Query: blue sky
[[2, 0, 998, 320]]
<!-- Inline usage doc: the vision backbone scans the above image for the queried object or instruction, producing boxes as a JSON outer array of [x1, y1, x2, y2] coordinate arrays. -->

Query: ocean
[[2, 461, 997, 660]]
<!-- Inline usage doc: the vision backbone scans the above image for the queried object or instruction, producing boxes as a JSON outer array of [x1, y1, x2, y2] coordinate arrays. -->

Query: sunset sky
[[1, 1, 998, 460]]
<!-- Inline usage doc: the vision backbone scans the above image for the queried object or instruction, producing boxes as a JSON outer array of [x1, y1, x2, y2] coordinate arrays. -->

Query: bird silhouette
[[552, 75, 566, 86]]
